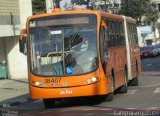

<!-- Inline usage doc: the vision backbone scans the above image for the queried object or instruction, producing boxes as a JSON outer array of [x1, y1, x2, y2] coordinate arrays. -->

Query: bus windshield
[[29, 26, 98, 76]]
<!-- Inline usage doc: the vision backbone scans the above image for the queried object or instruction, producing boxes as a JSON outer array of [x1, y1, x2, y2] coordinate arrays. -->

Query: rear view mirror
[[19, 29, 27, 55], [101, 20, 107, 30]]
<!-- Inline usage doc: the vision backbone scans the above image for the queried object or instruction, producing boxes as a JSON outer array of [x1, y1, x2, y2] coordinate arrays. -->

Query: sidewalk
[[0, 79, 29, 107]]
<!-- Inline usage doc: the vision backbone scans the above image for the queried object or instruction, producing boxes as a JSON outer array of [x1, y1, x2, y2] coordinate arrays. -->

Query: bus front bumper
[[29, 81, 109, 99]]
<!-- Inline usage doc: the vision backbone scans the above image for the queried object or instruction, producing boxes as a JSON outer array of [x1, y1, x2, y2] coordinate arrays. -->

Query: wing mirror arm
[[19, 29, 27, 55]]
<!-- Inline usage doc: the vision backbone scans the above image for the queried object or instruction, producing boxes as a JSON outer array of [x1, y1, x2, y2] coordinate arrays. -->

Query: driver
[[81, 40, 88, 51]]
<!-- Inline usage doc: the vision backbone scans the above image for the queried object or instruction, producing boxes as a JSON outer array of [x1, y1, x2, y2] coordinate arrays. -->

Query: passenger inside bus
[[81, 40, 88, 51]]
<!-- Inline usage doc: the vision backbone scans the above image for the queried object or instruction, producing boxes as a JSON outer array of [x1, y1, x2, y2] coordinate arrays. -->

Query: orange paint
[[20, 8, 141, 100]]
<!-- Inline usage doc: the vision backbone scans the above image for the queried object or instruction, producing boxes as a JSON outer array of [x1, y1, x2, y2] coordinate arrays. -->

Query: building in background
[[0, 0, 32, 79], [137, 0, 160, 47], [137, 26, 153, 46], [95, 0, 121, 14]]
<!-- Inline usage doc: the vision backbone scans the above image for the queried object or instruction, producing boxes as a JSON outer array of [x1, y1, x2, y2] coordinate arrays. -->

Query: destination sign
[[29, 14, 97, 28], [30, 17, 89, 27]]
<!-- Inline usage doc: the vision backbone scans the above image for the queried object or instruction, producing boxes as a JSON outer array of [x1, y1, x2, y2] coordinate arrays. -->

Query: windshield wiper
[[42, 27, 51, 39], [70, 27, 81, 45]]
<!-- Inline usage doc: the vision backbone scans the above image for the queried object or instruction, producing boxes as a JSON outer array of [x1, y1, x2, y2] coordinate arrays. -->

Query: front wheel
[[106, 73, 114, 101], [43, 98, 55, 108], [105, 93, 114, 101]]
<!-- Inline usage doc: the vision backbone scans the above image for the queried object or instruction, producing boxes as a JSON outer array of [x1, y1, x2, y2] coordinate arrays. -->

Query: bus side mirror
[[19, 29, 27, 55], [101, 20, 107, 30]]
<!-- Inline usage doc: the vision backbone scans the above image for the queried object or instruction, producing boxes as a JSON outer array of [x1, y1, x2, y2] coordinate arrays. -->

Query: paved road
[[1, 56, 160, 116]]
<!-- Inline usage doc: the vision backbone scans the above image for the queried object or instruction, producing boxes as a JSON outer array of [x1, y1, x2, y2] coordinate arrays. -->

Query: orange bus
[[19, 8, 141, 107]]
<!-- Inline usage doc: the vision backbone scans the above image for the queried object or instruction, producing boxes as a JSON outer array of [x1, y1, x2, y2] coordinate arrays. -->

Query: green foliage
[[32, 0, 46, 15], [120, 0, 150, 24], [144, 2, 159, 26], [144, 2, 160, 38], [156, 22, 160, 29]]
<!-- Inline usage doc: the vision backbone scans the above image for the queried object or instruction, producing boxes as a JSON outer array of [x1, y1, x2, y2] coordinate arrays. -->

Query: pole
[[46, 0, 54, 12]]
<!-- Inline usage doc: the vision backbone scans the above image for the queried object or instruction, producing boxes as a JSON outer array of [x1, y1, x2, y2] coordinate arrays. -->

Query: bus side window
[[105, 19, 110, 48], [100, 27, 105, 63], [100, 26, 108, 74]]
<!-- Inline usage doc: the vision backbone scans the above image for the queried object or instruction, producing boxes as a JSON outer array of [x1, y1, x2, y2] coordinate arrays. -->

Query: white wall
[[3, 0, 32, 79], [0, 38, 6, 63], [0, 25, 21, 37], [5, 36, 28, 79], [19, 0, 32, 28], [0, 0, 21, 37]]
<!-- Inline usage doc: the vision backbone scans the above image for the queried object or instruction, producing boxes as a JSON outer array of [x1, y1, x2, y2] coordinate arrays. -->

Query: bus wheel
[[43, 98, 55, 108], [129, 76, 138, 86], [106, 73, 114, 101], [118, 70, 128, 93], [105, 93, 114, 101], [129, 65, 139, 86]]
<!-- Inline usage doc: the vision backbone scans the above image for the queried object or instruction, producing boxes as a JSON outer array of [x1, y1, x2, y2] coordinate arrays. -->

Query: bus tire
[[43, 98, 55, 108], [91, 96, 106, 104], [106, 71, 114, 101], [129, 76, 138, 86], [118, 69, 128, 93], [105, 93, 114, 101], [129, 64, 138, 86]]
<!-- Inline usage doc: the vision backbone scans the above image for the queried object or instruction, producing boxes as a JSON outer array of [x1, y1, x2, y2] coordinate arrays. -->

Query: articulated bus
[[19, 8, 141, 107]]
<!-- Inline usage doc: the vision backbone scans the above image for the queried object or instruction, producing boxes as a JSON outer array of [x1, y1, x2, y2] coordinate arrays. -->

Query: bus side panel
[[135, 45, 141, 74], [130, 45, 137, 78], [130, 45, 141, 78], [106, 47, 127, 90]]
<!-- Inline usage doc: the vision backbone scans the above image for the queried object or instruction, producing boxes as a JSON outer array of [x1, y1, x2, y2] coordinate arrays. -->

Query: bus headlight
[[35, 81, 44, 87], [91, 77, 97, 82], [86, 77, 98, 84]]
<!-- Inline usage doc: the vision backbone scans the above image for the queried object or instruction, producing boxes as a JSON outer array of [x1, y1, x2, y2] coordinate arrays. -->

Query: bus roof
[[27, 8, 136, 24], [28, 8, 99, 21]]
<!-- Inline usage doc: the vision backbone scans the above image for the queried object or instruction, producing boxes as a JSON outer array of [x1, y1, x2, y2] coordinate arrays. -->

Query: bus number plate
[[45, 78, 61, 84]]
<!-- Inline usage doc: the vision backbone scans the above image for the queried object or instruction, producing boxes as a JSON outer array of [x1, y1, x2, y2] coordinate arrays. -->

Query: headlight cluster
[[35, 81, 44, 87], [86, 77, 99, 84]]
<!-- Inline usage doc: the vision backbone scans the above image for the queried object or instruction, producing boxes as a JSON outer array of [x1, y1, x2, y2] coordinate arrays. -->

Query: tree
[[32, 0, 46, 15], [156, 22, 160, 39], [120, 0, 150, 25], [144, 2, 160, 43]]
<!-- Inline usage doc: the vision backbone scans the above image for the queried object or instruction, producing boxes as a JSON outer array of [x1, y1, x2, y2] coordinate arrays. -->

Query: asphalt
[[0, 78, 30, 108]]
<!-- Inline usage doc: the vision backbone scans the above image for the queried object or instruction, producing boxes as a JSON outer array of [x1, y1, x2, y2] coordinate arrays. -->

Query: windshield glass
[[30, 26, 98, 76]]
